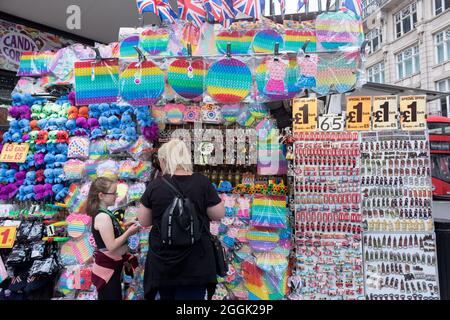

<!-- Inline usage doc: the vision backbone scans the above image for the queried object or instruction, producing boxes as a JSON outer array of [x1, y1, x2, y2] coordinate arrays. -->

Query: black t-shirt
[[140, 173, 221, 291]]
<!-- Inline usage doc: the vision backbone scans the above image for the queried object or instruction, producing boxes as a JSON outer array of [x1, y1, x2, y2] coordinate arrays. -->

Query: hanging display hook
[[134, 46, 147, 62], [226, 42, 232, 58]]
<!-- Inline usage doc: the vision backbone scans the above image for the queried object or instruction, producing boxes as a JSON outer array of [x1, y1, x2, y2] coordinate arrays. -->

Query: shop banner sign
[[318, 114, 345, 132], [292, 98, 318, 133], [372, 96, 398, 130], [346, 96, 372, 131], [400, 95, 427, 131], [0, 143, 29, 163], [0, 18, 75, 72], [0, 226, 17, 249]]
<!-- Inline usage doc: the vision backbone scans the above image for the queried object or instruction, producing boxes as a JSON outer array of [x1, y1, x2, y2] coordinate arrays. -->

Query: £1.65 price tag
[[292, 98, 318, 133], [346, 96, 372, 131], [400, 95, 427, 131], [318, 114, 345, 132], [372, 96, 398, 130], [0, 226, 17, 249]]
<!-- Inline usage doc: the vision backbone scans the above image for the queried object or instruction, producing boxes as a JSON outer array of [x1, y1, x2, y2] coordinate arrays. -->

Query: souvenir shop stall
[[0, 0, 441, 300]]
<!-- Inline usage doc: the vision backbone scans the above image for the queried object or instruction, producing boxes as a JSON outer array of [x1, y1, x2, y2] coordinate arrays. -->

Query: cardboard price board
[[346, 97, 372, 131], [400, 96, 427, 130], [318, 114, 345, 132], [0, 143, 29, 163], [292, 98, 318, 132], [372, 96, 398, 130], [0, 226, 17, 249]]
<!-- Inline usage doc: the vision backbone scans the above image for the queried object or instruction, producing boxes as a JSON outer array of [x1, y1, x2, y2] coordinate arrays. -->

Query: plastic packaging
[[167, 58, 207, 101], [17, 51, 54, 77], [120, 60, 165, 106], [74, 59, 119, 105], [250, 195, 287, 229], [284, 20, 317, 53], [316, 10, 364, 51], [205, 56, 253, 104], [139, 26, 170, 56], [67, 136, 90, 159]]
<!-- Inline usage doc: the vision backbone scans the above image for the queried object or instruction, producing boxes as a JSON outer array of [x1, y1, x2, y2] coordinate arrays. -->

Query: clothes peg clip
[[134, 46, 147, 62], [226, 42, 232, 58]]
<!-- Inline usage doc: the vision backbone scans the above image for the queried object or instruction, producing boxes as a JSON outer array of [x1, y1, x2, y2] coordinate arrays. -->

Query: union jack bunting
[[136, 0, 178, 22], [341, 0, 362, 18], [233, 0, 263, 20], [178, 0, 207, 27], [203, 0, 224, 22], [222, 0, 235, 20], [297, 0, 308, 12]]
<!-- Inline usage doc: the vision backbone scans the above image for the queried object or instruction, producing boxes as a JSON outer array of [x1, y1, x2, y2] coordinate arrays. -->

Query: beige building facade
[[362, 0, 450, 115]]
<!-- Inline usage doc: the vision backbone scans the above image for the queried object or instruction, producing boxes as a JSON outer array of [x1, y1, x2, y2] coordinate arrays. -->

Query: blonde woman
[[138, 139, 225, 300]]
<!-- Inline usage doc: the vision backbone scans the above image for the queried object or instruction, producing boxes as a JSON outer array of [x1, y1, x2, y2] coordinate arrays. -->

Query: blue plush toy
[[23, 185, 34, 200], [53, 168, 64, 183], [18, 119, 30, 134], [44, 153, 56, 168], [90, 128, 104, 140], [98, 103, 111, 117], [37, 119, 48, 130], [47, 119, 58, 131], [53, 184, 68, 202], [11, 132, 22, 143], [0, 168, 7, 183], [56, 143, 68, 155], [65, 119, 77, 135], [120, 112, 134, 130], [119, 104, 132, 114], [108, 115, 120, 129], [54, 154, 67, 167], [99, 116, 109, 130], [110, 103, 121, 116], [19, 154, 34, 171], [89, 104, 101, 118], [55, 117, 67, 130], [6, 169, 17, 183], [122, 126, 138, 142], [135, 106, 152, 126], [35, 142, 47, 153], [44, 169, 54, 184], [2, 132, 12, 143], [107, 128, 122, 140], [24, 171, 36, 185]]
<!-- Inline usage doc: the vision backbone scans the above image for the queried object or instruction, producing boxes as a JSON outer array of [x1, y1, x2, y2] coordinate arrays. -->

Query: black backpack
[[160, 176, 202, 247]]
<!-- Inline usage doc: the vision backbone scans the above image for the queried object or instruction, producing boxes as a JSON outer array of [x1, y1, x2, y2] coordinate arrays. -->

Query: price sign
[[0, 143, 29, 163], [292, 98, 318, 133], [372, 96, 398, 130], [346, 96, 372, 131], [0, 226, 17, 249], [318, 114, 345, 132], [400, 95, 427, 130]]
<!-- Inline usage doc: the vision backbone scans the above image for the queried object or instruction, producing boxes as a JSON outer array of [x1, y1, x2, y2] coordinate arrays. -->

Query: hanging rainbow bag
[[74, 59, 119, 105]]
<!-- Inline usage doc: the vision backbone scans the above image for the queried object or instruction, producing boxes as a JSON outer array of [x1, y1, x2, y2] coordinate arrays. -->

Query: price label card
[[318, 114, 345, 132], [292, 98, 318, 133], [0, 143, 29, 163], [400, 95, 427, 130], [372, 96, 398, 130], [346, 96, 372, 131], [0, 226, 17, 249]]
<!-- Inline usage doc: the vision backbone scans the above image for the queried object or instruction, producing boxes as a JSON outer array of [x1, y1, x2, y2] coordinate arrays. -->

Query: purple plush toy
[[9, 106, 20, 119], [34, 185, 46, 200], [14, 171, 26, 185], [76, 117, 88, 129], [34, 152, 45, 167], [142, 124, 159, 142], [87, 118, 99, 129]]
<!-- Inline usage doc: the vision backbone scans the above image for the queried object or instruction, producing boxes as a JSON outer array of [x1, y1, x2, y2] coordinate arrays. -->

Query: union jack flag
[[341, 0, 362, 18], [222, 0, 235, 20], [297, 0, 308, 12], [136, 0, 178, 22], [233, 0, 263, 20], [203, 0, 224, 22], [278, 0, 285, 15], [178, 0, 207, 27]]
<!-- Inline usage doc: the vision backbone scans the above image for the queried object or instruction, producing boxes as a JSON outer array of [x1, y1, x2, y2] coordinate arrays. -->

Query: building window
[[435, 29, 450, 64], [394, 2, 417, 38], [366, 28, 383, 54], [367, 62, 385, 83], [396, 45, 420, 80], [437, 78, 450, 116], [361, 0, 382, 18], [435, 0, 450, 15]]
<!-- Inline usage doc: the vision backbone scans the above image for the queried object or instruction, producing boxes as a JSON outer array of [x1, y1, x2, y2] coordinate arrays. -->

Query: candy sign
[[0, 32, 37, 66]]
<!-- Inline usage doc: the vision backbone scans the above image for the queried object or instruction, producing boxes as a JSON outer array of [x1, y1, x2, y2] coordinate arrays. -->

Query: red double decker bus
[[428, 116, 450, 198]]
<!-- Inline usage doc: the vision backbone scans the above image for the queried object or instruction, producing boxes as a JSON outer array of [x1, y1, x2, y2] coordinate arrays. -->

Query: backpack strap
[[162, 176, 184, 198]]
